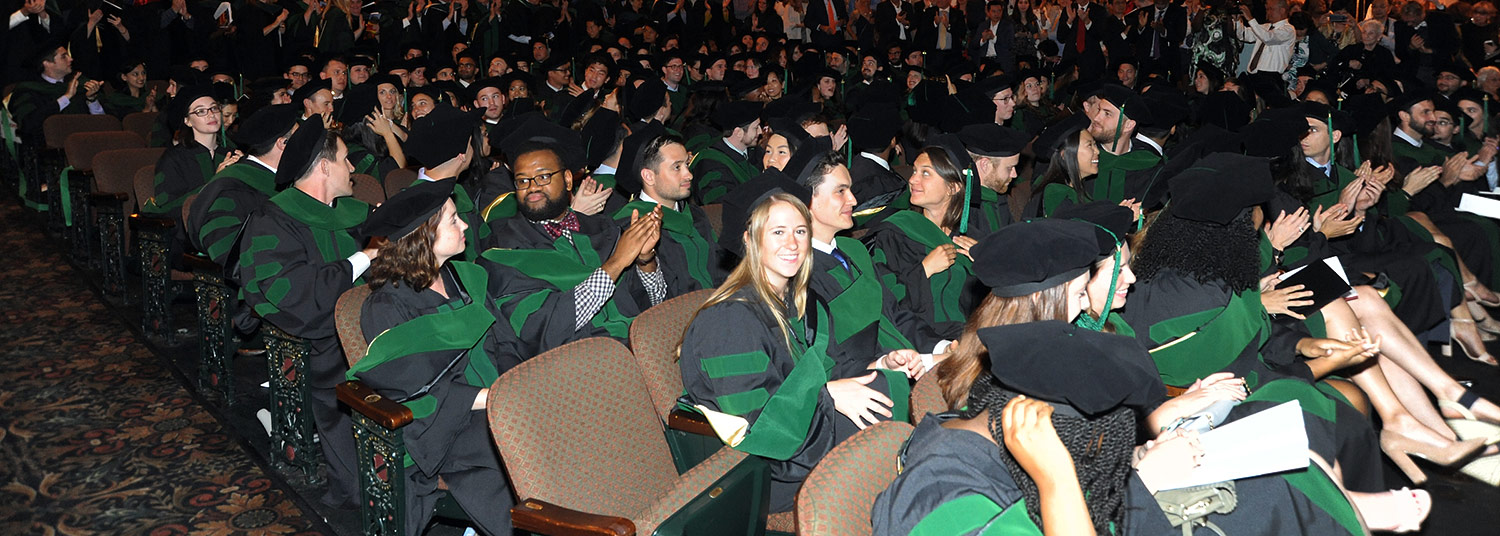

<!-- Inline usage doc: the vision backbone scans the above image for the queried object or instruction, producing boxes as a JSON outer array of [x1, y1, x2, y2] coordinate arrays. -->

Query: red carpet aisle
[[0, 200, 322, 535]]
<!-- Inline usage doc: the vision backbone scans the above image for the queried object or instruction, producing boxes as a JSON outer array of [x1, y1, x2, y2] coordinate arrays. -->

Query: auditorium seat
[[122, 111, 159, 145], [384, 168, 417, 200], [909, 371, 945, 424], [795, 421, 913, 536], [44, 114, 123, 229], [489, 337, 776, 536], [351, 173, 385, 206], [130, 161, 182, 342], [628, 288, 722, 473], [86, 143, 159, 300]]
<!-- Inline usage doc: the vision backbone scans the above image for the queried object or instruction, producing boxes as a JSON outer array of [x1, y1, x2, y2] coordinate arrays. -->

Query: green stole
[[1390, 136, 1446, 168], [972, 186, 1006, 235], [1040, 182, 1079, 217], [0, 105, 32, 210], [825, 236, 913, 350], [1308, 165, 1355, 213], [882, 211, 974, 326], [612, 198, 716, 288], [1145, 287, 1270, 389], [348, 262, 499, 460], [347, 142, 380, 176], [198, 162, 277, 262], [1093, 146, 1161, 203], [719, 303, 910, 460], [692, 146, 757, 203], [910, 495, 1042, 535], [268, 188, 368, 263], [591, 172, 617, 190], [479, 230, 634, 338]]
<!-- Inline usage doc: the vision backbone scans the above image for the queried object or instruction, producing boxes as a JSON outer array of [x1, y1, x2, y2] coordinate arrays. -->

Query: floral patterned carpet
[[0, 200, 322, 535]]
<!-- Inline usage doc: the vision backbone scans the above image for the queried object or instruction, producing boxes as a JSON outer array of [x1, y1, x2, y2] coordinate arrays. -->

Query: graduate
[[234, 119, 370, 509], [691, 100, 763, 204], [141, 85, 240, 222], [861, 136, 986, 340], [349, 180, 515, 536], [679, 189, 920, 515], [187, 104, 300, 266], [790, 139, 947, 378], [336, 83, 406, 183], [872, 219, 1432, 535], [611, 122, 728, 301], [406, 104, 488, 260], [478, 141, 663, 360], [1083, 84, 1175, 209], [100, 60, 158, 119]]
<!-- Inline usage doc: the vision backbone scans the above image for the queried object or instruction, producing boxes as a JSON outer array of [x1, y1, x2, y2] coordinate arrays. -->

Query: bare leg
[[1315, 451, 1431, 533], [1319, 298, 1458, 447], [1352, 285, 1500, 423], [1377, 355, 1454, 439]]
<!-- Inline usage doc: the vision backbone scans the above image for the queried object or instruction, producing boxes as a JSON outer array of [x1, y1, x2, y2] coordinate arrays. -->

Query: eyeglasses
[[189, 105, 223, 118], [663, 63, 685, 69], [514, 169, 564, 189], [1437, 119, 1455, 126], [288, 71, 309, 78]]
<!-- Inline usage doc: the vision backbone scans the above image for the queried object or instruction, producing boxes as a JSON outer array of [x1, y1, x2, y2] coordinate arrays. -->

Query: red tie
[[1076, 7, 1087, 52], [541, 211, 582, 239], [826, 0, 837, 27]]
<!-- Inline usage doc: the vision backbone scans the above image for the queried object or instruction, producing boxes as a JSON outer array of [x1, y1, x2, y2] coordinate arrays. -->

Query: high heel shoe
[[1439, 392, 1500, 446], [1445, 319, 1500, 366], [1379, 430, 1488, 485], [1465, 301, 1500, 336], [1465, 280, 1500, 307]]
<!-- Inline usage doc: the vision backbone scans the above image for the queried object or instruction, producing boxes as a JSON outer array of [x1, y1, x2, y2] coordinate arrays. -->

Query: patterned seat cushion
[[488, 337, 679, 518], [795, 421, 914, 536], [767, 510, 797, 533], [335, 285, 372, 366], [910, 372, 946, 424], [628, 289, 714, 421], [632, 446, 750, 532]]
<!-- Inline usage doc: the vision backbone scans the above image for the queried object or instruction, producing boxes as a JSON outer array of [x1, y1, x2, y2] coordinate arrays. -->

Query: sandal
[[1440, 394, 1500, 446], [1446, 319, 1500, 366], [1465, 302, 1500, 335], [1465, 280, 1500, 307], [1354, 487, 1431, 533]]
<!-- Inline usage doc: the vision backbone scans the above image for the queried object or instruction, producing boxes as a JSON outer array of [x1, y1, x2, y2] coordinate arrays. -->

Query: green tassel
[[958, 169, 973, 234], [1075, 225, 1122, 331]]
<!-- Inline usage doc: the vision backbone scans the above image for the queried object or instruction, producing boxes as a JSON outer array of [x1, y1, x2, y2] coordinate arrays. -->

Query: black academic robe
[[143, 139, 235, 222], [610, 198, 727, 302], [1119, 268, 1384, 493], [186, 159, 278, 266], [872, 413, 1362, 536], [7, 75, 97, 143], [849, 154, 907, 207], [862, 210, 984, 340], [354, 262, 514, 536], [235, 187, 370, 507], [478, 210, 652, 360], [679, 287, 909, 513], [691, 139, 759, 205], [811, 237, 943, 379]]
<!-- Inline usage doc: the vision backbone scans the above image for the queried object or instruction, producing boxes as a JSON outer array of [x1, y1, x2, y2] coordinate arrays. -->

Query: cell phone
[[1329, 13, 1348, 22]]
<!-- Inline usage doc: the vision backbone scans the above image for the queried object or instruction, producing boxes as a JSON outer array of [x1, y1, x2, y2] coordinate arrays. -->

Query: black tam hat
[[361, 179, 455, 239], [233, 103, 301, 151], [275, 118, 327, 187], [971, 219, 1105, 297], [958, 123, 1028, 158], [980, 320, 1165, 416], [406, 104, 480, 168], [616, 120, 668, 195], [1167, 153, 1274, 225], [716, 170, 812, 257]]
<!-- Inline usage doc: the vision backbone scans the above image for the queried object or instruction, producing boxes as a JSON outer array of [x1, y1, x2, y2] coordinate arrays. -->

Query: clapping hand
[[1265, 207, 1310, 251], [1260, 273, 1313, 319]]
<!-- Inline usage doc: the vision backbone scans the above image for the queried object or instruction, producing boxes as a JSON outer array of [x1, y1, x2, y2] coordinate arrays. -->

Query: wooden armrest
[[667, 407, 716, 437], [129, 213, 175, 230], [181, 253, 221, 273], [511, 498, 635, 536], [336, 381, 414, 430], [88, 191, 128, 205]]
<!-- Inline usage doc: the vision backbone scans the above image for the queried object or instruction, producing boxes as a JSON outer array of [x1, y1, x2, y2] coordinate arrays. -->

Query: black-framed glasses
[[189, 105, 223, 118], [514, 169, 564, 189]]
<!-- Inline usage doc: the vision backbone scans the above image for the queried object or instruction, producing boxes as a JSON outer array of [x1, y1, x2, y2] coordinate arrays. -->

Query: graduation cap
[[334, 83, 379, 126], [764, 117, 813, 157], [972, 73, 1016, 97], [761, 98, 820, 124], [784, 136, 834, 185], [168, 65, 207, 87], [1096, 83, 1154, 128], [1388, 88, 1434, 119], [712, 100, 763, 131], [1238, 107, 1309, 158], [499, 71, 533, 93], [958, 123, 1028, 158], [1197, 90, 1253, 132], [233, 103, 301, 151], [407, 104, 480, 168], [1053, 200, 1133, 254], [292, 78, 333, 105], [970, 218, 1106, 297], [495, 112, 586, 171], [1437, 61, 1477, 82], [846, 105, 903, 153], [730, 76, 766, 99], [366, 74, 404, 94], [716, 170, 812, 257], [1167, 153, 1274, 226], [361, 179, 455, 240], [168, 85, 218, 128], [1340, 92, 1389, 136], [1299, 101, 1354, 136], [1139, 87, 1188, 130], [616, 120, 667, 195], [580, 109, 623, 171], [626, 79, 669, 122], [275, 118, 327, 187], [1032, 114, 1090, 164], [980, 320, 1163, 416]]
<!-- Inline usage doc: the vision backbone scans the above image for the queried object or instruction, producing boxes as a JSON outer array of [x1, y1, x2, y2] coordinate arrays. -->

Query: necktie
[[825, 0, 838, 28], [541, 211, 582, 240], [1248, 36, 1266, 73], [1076, 6, 1087, 52], [830, 248, 852, 274], [938, 10, 949, 49]]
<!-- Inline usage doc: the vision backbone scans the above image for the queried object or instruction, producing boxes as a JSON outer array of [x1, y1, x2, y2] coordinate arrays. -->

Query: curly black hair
[[1133, 208, 1262, 292], [962, 378, 1137, 533]]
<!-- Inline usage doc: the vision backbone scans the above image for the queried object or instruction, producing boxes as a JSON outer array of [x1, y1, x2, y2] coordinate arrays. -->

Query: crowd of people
[[9, 0, 1500, 533]]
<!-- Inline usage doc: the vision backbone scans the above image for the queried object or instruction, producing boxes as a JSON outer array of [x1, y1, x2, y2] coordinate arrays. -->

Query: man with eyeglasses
[[479, 141, 665, 359], [1435, 63, 1474, 100], [535, 57, 575, 118], [284, 61, 312, 90]]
